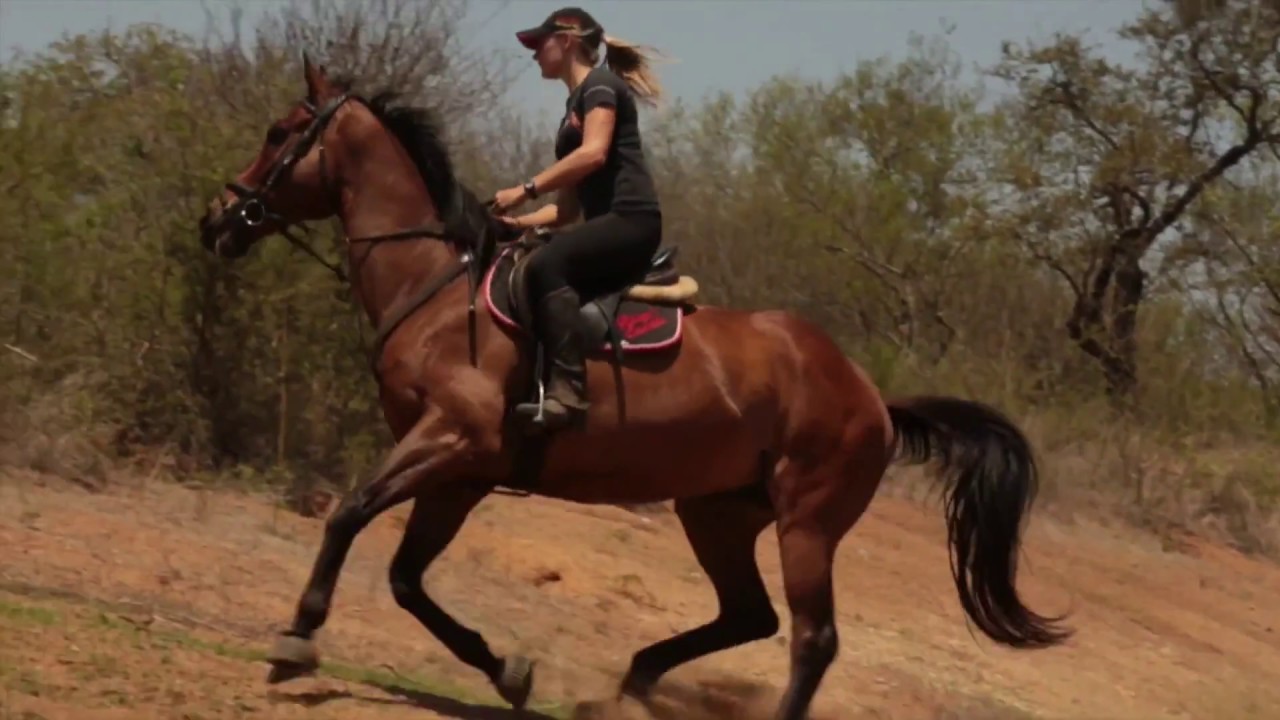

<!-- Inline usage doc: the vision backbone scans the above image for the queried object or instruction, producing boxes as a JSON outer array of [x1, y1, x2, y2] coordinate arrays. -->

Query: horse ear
[[302, 52, 329, 99]]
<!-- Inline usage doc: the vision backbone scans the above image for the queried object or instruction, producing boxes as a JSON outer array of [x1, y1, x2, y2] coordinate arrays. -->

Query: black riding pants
[[526, 210, 662, 303]]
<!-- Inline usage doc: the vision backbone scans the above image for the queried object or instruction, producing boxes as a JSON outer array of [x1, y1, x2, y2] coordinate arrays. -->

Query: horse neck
[[334, 115, 461, 329]]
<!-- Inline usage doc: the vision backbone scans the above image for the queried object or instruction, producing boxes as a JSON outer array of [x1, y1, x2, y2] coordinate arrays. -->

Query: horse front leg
[[388, 485, 535, 709], [265, 407, 471, 683]]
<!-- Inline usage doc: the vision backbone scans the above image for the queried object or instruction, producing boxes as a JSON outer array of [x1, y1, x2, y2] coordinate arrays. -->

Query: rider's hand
[[492, 185, 529, 213], [497, 215, 525, 229]]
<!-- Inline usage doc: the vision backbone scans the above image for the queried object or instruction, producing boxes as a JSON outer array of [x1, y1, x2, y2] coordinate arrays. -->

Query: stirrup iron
[[514, 342, 548, 429]]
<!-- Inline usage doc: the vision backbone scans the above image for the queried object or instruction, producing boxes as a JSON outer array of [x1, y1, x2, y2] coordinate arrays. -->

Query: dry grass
[[0, 373, 116, 491], [2, 469, 1280, 719]]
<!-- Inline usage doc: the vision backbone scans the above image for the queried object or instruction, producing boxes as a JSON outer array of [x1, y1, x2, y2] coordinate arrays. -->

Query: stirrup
[[513, 398, 582, 432], [513, 381, 585, 432], [511, 359, 584, 433], [513, 347, 549, 429]]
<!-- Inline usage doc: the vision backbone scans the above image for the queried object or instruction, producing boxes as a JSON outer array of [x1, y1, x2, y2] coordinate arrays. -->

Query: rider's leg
[[556, 210, 662, 298], [520, 211, 661, 429]]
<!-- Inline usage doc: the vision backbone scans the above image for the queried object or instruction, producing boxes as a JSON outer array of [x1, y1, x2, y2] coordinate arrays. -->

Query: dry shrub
[[0, 372, 115, 490]]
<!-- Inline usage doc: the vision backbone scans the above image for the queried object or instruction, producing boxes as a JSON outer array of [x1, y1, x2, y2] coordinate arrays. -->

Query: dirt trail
[[1, 471, 1278, 719]]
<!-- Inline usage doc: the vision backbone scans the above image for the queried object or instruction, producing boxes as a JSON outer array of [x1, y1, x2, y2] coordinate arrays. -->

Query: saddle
[[482, 230, 697, 431], [484, 230, 698, 355]]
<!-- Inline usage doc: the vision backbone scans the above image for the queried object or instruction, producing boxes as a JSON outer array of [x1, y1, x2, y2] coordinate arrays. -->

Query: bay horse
[[196, 57, 1070, 720]]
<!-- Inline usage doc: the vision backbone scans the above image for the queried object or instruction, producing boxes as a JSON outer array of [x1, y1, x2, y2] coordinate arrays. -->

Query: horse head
[[198, 55, 350, 260]]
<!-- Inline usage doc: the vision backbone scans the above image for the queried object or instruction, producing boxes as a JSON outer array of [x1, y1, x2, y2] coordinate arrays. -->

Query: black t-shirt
[[554, 66, 661, 219]]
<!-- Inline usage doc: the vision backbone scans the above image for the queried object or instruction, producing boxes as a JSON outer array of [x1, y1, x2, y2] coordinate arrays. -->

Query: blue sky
[[2, 0, 1151, 125]]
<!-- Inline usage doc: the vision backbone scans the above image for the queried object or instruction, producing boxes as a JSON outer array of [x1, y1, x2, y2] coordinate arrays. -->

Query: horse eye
[[265, 126, 289, 145]]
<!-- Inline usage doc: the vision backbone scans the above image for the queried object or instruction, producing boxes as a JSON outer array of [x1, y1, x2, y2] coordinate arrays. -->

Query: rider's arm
[[514, 187, 581, 229], [525, 79, 618, 196]]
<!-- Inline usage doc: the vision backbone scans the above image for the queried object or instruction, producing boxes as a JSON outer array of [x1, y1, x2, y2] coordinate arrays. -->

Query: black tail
[[887, 395, 1072, 649]]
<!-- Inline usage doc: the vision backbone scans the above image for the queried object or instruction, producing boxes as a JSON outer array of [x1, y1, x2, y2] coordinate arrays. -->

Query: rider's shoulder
[[583, 65, 628, 94]]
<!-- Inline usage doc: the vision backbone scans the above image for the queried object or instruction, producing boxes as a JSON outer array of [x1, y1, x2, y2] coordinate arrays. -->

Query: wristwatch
[[522, 179, 538, 199]]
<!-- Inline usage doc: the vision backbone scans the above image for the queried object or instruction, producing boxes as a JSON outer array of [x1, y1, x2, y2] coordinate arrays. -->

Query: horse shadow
[[269, 682, 561, 720], [269, 669, 806, 720]]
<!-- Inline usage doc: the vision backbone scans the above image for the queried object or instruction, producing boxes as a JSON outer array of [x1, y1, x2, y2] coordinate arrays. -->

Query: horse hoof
[[265, 634, 319, 684], [495, 655, 535, 709], [618, 676, 655, 703], [266, 662, 316, 685]]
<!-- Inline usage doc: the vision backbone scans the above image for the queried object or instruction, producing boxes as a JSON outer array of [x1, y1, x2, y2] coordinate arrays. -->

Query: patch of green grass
[[152, 630, 268, 663], [137, 621, 571, 718], [0, 592, 574, 719], [112, 623, 571, 717], [0, 598, 60, 627]]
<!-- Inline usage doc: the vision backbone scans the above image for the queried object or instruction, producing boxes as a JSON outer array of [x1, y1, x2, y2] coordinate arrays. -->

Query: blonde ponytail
[[600, 34, 667, 107]]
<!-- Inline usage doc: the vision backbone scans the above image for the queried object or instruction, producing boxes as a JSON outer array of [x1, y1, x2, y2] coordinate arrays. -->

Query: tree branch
[[1048, 74, 1121, 152]]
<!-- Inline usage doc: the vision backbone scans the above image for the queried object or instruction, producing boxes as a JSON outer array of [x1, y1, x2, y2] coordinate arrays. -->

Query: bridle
[[216, 92, 495, 280], [216, 93, 353, 279], [212, 91, 503, 376]]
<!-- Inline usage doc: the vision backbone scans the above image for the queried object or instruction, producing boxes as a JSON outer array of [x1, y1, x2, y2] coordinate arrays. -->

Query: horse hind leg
[[619, 484, 778, 701], [771, 519, 840, 720], [770, 433, 887, 720]]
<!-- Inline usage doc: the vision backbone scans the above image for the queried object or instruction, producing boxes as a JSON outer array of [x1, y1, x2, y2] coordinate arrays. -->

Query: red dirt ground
[[1, 469, 1278, 719]]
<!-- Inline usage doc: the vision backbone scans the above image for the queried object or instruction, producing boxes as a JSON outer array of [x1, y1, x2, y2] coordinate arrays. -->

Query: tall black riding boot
[[518, 286, 589, 431]]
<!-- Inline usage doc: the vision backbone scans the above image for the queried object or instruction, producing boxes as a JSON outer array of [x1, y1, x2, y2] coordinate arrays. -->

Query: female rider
[[492, 6, 666, 432]]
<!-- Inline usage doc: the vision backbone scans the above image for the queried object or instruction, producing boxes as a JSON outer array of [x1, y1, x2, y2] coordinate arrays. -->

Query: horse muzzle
[[199, 210, 251, 259], [202, 191, 271, 258]]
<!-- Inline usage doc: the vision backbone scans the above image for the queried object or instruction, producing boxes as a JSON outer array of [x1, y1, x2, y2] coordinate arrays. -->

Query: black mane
[[329, 77, 508, 256]]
